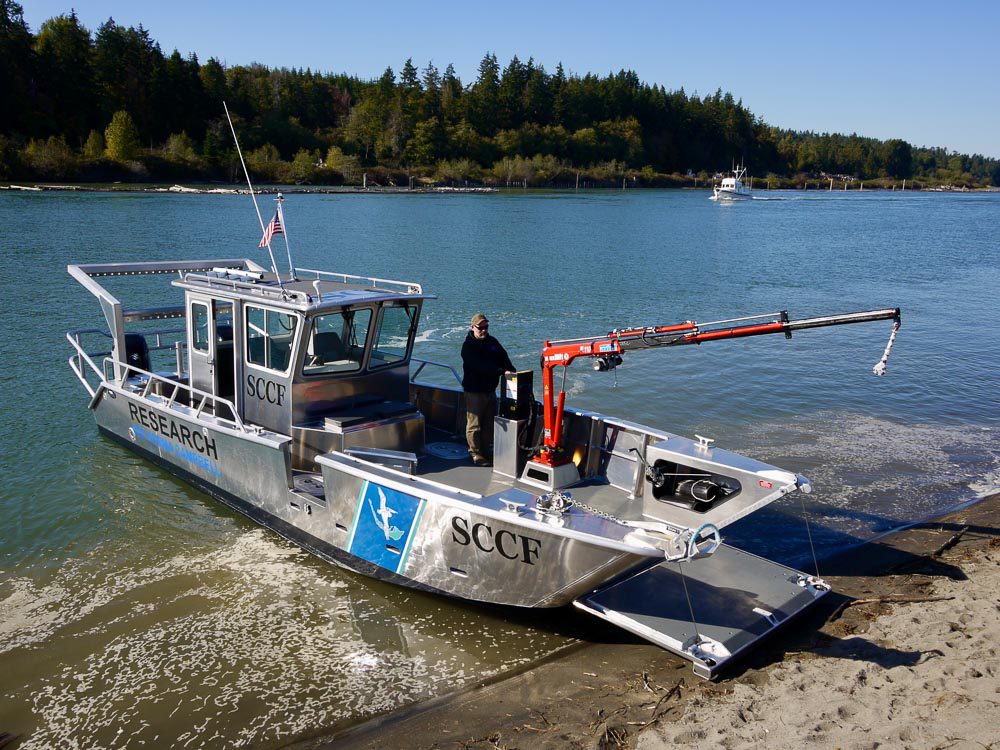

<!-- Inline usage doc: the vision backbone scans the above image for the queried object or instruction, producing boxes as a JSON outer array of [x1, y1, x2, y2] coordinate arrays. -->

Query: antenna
[[223, 101, 285, 290]]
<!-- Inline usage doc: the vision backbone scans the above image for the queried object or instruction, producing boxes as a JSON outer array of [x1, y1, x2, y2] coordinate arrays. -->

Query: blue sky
[[21, 0, 1000, 158]]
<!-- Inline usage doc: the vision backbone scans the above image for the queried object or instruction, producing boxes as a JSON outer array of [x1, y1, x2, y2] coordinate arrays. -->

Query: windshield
[[302, 308, 372, 375]]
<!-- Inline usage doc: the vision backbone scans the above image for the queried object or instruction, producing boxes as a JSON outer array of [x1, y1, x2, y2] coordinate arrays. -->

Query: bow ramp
[[575, 545, 829, 679]]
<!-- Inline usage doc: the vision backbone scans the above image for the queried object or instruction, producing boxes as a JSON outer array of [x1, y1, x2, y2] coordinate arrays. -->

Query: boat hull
[[711, 189, 753, 201], [92, 385, 655, 608]]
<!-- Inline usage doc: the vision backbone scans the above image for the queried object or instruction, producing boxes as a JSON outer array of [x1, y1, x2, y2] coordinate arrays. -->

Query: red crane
[[535, 307, 901, 467]]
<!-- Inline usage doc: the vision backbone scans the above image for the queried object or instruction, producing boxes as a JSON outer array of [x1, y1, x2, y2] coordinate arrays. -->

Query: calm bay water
[[1, 187, 998, 748]]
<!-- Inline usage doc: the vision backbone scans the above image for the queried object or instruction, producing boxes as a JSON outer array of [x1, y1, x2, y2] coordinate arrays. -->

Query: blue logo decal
[[130, 423, 222, 477], [348, 482, 424, 573]]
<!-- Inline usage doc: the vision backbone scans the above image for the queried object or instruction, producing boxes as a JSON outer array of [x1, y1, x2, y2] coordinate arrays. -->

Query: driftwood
[[638, 679, 686, 729], [829, 595, 955, 623], [931, 526, 969, 558]]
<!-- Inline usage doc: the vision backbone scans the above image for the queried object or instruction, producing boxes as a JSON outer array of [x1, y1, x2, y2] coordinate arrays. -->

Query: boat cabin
[[175, 264, 432, 470], [70, 259, 432, 473]]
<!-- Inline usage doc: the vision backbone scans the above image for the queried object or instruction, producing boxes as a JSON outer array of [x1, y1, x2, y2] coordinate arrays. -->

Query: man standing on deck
[[462, 313, 514, 467]]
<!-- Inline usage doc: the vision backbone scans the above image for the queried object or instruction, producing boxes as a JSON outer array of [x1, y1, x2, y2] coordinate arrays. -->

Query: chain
[[570, 499, 630, 525]]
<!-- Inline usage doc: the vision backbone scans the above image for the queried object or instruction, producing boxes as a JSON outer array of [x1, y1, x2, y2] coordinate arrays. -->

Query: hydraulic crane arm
[[536, 307, 901, 465]]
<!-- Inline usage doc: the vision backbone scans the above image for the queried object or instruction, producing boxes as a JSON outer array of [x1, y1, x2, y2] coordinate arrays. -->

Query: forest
[[3, 2, 998, 188]]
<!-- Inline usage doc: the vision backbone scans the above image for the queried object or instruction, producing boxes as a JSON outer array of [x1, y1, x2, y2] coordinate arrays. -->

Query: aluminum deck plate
[[574, 544, 828, 679]]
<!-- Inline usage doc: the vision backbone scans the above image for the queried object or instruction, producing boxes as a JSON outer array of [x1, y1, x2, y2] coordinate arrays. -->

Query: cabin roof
[[172, 270, 432, 313], [69, 258, 433, 325]]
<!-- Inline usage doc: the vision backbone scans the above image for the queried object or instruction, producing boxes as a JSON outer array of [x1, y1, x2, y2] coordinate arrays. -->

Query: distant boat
[[710, 164, 753, 201]]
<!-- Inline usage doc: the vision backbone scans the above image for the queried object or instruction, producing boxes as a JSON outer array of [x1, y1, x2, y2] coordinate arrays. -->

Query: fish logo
[[368, 487, 405, 541]]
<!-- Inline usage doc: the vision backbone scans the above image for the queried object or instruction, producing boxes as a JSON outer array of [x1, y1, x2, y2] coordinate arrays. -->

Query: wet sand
[[309, 494, 999, 750]]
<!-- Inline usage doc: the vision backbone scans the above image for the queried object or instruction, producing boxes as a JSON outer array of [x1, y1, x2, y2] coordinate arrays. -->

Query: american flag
[[259, 211, 283, 248]]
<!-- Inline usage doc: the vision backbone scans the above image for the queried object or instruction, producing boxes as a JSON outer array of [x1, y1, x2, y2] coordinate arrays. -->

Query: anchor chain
[[571, 499, 630, 525]]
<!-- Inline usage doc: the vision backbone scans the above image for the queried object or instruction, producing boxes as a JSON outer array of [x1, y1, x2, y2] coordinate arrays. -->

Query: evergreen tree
[[1, 0, 36, 136], [497, 55, 527, 130], [421, 61, 441, 120], [33, 12, 95, 142], [468, 52, 500, 136]]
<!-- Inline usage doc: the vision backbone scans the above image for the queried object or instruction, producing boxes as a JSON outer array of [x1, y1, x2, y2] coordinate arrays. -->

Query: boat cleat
[[793, 574, 831, 596]]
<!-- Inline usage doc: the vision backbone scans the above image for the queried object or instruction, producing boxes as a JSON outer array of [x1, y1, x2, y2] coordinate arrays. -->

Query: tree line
[[3, 2, 998, 188]]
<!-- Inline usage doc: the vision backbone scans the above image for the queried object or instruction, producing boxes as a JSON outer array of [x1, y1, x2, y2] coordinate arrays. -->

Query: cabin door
[[187, 296, 235, 411]]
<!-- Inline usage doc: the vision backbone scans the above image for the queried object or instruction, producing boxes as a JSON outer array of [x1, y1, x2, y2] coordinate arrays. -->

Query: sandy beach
[[637, 529, 1000, 749], [321, 495, 1000, 750]]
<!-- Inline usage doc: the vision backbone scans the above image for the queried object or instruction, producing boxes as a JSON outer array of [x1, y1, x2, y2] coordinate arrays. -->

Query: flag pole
[[223, 101, 285, 291], [275, 194, 297, 281]]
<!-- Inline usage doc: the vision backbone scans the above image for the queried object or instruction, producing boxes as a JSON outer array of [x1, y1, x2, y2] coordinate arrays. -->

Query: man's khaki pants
[[464, 391, 496, 459]]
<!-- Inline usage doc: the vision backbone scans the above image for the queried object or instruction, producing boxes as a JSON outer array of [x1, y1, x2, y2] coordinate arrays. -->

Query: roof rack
[[180, 270, 311, 303], [296, 267, 423, 295]]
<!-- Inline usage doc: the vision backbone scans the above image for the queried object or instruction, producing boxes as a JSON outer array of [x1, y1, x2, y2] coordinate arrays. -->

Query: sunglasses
[[475, 322, 489, 330]]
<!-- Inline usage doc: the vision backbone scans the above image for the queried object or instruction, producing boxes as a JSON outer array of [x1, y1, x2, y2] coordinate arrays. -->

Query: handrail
[[66, 330, 110, 397], [297, 267, 423, 295], [410, 357, 462, 386], [66, 329, 251, 434], [180, 271, 310, 302]]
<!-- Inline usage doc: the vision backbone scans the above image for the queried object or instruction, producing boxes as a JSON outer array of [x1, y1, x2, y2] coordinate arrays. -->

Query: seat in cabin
[[311, 331, 345, 364]]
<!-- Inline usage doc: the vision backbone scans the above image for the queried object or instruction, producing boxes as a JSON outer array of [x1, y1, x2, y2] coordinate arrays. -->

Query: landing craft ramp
[[575, 544, 829, 678]]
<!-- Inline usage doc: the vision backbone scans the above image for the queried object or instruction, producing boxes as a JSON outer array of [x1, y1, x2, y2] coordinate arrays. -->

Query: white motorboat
[[711, 164, 753, 201]]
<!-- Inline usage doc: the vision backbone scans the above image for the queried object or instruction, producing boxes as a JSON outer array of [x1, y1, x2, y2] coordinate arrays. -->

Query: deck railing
[[297, 267, 423, 295], [66, 328, 251, 433], [410, 357, 462, 387]]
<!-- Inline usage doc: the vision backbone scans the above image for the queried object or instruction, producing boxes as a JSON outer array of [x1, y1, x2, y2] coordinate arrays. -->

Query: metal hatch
[[574, 544, 829, 679]]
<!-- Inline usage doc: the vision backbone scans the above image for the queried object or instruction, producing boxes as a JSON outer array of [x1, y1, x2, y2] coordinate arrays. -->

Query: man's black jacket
[[461, 332, 514, 393]]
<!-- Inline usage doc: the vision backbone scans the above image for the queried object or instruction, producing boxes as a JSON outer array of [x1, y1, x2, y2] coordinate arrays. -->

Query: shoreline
[[301, 493, 999, 750], [0, 183, 498, 195], [4, 183, 999, 195]]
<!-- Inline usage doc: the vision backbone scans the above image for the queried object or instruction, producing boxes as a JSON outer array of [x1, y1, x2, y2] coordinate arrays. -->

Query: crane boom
[[536, 307, 901, 466]]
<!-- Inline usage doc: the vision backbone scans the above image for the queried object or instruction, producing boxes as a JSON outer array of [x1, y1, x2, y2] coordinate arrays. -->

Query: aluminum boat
[[66, 200, 901, 678]]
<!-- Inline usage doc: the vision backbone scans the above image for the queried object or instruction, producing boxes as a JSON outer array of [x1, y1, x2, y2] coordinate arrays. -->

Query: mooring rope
[[677, 560, 703, 650], [799, 492, 822, 578], [872, 319, 901, 376]]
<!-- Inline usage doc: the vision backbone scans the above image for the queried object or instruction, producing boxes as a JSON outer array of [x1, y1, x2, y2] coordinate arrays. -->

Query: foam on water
[[723, 414, 1000, 565], [0, 531, 563, 749]]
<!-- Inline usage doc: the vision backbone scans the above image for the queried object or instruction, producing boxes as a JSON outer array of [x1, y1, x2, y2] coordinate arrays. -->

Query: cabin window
[[192, 303, 210, 352], [215, 303, 233, 343], [245, 305, 298, 373], [303, 308, 372, 375], [371, 303, 416, 369]]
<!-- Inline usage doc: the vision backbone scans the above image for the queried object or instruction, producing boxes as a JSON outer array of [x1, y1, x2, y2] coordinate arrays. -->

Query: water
[[1, 188, 998, 747]]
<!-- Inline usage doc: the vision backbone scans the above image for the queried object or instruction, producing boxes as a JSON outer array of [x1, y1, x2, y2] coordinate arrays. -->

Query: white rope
[[872, 320, 901, 376]]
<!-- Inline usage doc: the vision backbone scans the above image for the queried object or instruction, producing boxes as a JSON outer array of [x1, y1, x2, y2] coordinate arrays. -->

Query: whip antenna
[[223, 101, 285, 291]]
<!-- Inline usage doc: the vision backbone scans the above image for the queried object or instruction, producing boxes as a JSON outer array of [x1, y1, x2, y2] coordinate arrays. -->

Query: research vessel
[[67, 196, 902, 679]]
